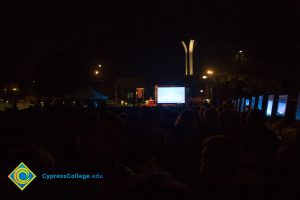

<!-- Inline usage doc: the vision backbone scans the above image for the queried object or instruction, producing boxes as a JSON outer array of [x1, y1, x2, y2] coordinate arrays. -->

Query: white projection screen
[[157, 87, 185, 104]]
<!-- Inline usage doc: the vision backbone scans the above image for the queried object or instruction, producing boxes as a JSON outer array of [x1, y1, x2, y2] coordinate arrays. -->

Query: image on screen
[[236, 98, 240, 111], [157, 87, 185, 103], [240, 98, 245, 112], [266, 95, 274, 116], [233, 99, 237, 110], [244, 99, 250, 111], [276, 95, 288, 117], [245, 99, 250, 106], [296, 92, 300, 121], [258, 96, 263, 110], [251, 97, 255, 109]]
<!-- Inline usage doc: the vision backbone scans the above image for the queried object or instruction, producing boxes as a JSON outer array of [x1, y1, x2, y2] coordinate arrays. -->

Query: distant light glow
[[12, 88, 17, 91], [6, 100, 9, 103], [239, 50, 243, 53], [98, 64, 102, 68], [95, 70, 99, 75], [136, 88, 144, 99], [207, 70, 214, 75], [200, 90, 204, 93], [202, 75, 207, 79]]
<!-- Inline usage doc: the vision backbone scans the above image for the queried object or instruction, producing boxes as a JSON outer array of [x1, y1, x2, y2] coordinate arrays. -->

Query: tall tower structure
[[181, 40, 196, 76]]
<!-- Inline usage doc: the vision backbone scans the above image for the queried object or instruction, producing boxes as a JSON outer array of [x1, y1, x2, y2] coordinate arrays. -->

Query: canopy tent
[[64, 87, 108, 100]]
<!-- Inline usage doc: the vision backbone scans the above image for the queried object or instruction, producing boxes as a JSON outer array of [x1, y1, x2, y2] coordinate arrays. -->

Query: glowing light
[[202, 75, 207, 79], [181, 41, 188, 75], [4, 88, 7, 91], [136, 88, 144, 99], [6, 100, 9, 103], [207, 70, 214, 75], [98, 64, 102, 68], [188, 40, 196, 75], [189, 40, 195, 53], [181, 41, 188, 53], [12, 88, 17, 91], [239, 50, 243, 53], [95, 70, 99, 75], [182, 40, 196, 76], [200, 90, 204, 93]]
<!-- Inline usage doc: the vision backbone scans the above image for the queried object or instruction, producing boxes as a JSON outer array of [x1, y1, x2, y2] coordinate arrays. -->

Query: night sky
[[1, 1, 299, 87]]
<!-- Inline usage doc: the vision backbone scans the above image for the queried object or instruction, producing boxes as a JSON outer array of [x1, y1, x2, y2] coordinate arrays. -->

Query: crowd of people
[[0, 101, 299, 199]]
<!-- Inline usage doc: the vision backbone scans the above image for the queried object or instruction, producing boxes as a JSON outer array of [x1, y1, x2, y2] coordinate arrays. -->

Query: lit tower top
[[181, 40, 196, 76]]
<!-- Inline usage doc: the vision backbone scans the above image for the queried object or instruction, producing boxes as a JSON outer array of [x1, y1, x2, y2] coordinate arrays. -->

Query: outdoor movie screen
[[157, 87, 185, 104]]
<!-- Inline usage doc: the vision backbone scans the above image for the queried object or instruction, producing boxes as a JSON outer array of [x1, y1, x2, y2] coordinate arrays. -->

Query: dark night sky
[[0, 0, 299, 85]]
